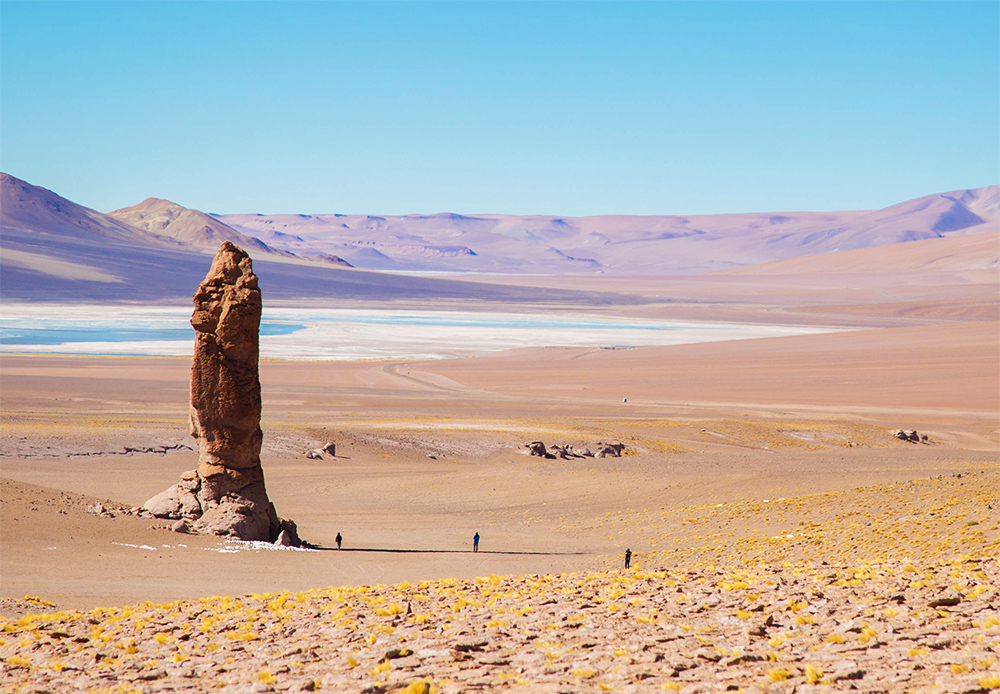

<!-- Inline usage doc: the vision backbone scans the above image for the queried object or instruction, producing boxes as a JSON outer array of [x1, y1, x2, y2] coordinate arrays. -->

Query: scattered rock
[[928, 594, 962, 608], [320, 442, 336, 456], [382, 648, 413, 660], [524, 440, 624, 458], [136, 668, 167, 681], [305, 449, 323, 460], [453, 640, 488, 652], [524, 441, 549, 458], [830, 668, 866, 682], [595, 442, 625, 457], [171, 519, 190, 534]]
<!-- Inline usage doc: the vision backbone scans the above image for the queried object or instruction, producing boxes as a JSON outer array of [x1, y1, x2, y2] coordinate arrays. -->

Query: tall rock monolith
[[144, 242, 297, 544]]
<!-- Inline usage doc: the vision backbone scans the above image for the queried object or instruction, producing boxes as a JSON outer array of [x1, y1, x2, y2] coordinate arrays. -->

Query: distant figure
[[473, 532, 480, 553], [336, 532, 342, 550], [623, 397, 627, 403], [624, 548, 632, 569]]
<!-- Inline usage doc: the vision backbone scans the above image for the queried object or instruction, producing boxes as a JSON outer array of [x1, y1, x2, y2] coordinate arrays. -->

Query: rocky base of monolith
[[144, 470, 299, 544]]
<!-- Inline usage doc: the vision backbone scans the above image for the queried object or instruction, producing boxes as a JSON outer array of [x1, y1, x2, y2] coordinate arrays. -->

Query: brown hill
[[1, 173, 179, 248], [107, 197, 299, 261]]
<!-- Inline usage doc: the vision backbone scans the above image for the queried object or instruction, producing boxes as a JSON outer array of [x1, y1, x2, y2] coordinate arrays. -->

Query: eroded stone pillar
[[144, 242, 296, 544]]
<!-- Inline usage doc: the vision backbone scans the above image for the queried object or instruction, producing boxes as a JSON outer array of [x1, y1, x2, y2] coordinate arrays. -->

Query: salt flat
[[0, 304, 842, 360]]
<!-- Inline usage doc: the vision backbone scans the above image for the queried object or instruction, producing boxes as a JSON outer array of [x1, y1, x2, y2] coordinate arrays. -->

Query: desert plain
[[2, 244, 999, 694]]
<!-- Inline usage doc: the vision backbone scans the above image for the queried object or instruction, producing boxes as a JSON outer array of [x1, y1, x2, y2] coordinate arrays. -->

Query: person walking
[[336, 532, 342, 550], [473, 532, 480, 553], [624, 548, 632, 569]]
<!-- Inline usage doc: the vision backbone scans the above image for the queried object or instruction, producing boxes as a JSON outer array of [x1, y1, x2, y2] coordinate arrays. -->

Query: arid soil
[[1, 471, 997, 693], [1, 273, 998, 692]]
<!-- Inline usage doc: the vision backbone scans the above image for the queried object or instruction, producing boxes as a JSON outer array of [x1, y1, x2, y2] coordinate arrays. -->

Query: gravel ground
[[3, 474, 998, 694]]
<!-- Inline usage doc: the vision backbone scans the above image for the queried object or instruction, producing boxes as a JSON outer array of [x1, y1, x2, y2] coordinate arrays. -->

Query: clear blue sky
[[2, 1, 997, 216]]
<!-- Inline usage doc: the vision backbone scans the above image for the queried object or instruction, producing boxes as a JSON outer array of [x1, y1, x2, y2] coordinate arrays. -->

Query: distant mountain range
[[1, 171, 996, 302], [0, 173, 591, 304], [107, 198, 352, 266], [216, 186, 999, 274]]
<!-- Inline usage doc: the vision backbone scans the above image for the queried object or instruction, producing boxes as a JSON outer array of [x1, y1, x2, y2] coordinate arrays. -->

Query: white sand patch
[[112, 542, 157, 551], [213, 539, 318, 553]]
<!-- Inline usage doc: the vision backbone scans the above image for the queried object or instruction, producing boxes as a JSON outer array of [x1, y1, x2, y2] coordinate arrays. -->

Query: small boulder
[[320, 442, 336, 456], [928, 592, 962, 608], [525, 441, 548, 457], [192, 499, 271, 541], [595, 442, 625, 458], [144, 479, 202, 520], [171, 519, 190, 534], [143, 487, 181, 518], [274, 518, 301, 547], [305, 449, 324, 460], [549, 444, 574, 459]]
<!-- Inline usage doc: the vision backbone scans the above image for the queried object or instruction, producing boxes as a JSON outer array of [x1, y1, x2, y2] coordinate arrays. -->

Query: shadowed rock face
[[144, 242, 296, 544]]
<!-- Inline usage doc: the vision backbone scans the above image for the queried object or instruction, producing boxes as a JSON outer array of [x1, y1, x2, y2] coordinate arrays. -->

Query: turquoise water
[[0, 320, 303, 346]]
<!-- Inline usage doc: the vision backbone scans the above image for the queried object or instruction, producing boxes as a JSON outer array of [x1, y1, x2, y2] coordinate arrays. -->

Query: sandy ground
[[2, 297, 997, 609], [1, 273, 998, 692]]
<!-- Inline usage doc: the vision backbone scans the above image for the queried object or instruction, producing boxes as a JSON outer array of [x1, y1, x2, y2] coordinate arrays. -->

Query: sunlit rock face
[[144, 242, 297, 545]]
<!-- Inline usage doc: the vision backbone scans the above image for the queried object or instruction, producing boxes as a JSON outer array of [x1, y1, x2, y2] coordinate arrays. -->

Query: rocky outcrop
[[305, 442, 337, 460], [894, 429, 929, 443], [524, 440, 625, 459], [144, 242, 298, 545], [525, 441, 548, 458], [595, 442, 626, 458]]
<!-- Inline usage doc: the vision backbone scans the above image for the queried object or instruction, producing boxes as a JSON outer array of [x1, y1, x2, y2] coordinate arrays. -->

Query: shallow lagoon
[[0, 306, 837, 360]]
